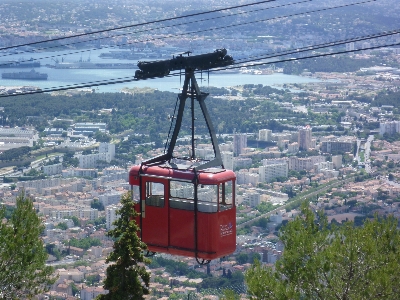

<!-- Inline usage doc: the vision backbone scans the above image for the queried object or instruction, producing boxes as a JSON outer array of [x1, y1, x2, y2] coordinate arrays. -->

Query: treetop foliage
[[0, 191, 56, 299], [96, 192, 150, 300], [245, 203, 400, 300], [3, 89, 305, 136]]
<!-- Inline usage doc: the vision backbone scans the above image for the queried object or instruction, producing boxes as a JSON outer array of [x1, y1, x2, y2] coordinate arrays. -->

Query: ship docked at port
[[0, 59, 40, 68], [2, 69, 48, 80], [49, 61, 138, 69]]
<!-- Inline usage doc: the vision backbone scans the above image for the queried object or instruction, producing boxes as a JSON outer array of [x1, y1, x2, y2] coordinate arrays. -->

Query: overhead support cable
[[0, 33, 398, 98], [0, 0, 278, 52], [233, 29, 400, 65], [221, 41, 400, 72], [0, 0, 313, 60], [0, 0, 376, 66]]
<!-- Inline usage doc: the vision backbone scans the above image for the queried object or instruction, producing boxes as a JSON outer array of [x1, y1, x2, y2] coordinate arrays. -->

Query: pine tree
[[245, 203, 400, 300], [0, 191, 56, 299], [96, 192, 150, 300]]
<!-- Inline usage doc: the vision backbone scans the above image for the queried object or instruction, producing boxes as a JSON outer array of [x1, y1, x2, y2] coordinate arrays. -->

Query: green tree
[[221, 289, 240, 300], [0, 192, 56, 299], [245, 204, 400, 299], [91, 199, 104, 211], [96, 192, 150, 299], [56, 222, 68, 230], [236, 253, 248, 264], [64, 215, 81, 227], [94, 131, 112, 143], [70, 283, 79, 296]]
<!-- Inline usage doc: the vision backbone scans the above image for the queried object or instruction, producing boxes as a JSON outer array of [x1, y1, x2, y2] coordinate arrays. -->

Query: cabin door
[[140, 177, 169, 248]]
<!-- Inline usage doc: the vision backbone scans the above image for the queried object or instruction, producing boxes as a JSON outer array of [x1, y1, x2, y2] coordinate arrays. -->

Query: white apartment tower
[[379, 121, 400, 136], [298, 127, 312, 151], [245, 192, 261, 208], [106, 204, 121, 230], [77, 142, 116, 168], [259, 160, 288, 183], [233, 134, 247, 156], [221, 151, 234, 170], [99, 142, 115, 158], [259, 129, 272, 141], [332, 155, 342, 170]]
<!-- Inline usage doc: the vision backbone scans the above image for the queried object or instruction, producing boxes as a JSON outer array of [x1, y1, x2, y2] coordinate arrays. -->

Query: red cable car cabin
[[129, 163, 236, 261], [129, 54, 237, 262]]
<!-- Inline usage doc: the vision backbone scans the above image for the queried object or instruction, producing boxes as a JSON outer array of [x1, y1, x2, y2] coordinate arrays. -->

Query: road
[[237, 178, 349, 229], [0, 153, 62, 178]]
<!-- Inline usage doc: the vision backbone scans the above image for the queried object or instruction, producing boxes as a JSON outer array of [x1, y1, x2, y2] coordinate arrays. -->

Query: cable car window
[[146, 182, 164, 207], [170, 181, 194, 199], [198, 185, 218, 213], [219, 181, 234, 211], [132, 186, 140, 203], [170, 181, 194, 210], [197, 185, 217, 203]]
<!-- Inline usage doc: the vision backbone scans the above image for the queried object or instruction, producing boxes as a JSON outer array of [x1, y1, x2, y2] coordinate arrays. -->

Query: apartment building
[[73, 122, 107, 136], [320, 140, 353, 153], [259, 159, 288, 183], [106, 204, 121, 230], [332, 155, 342, 169], [43, 163, 63, 176], [221, 151, 234, 170], [298, 126, 312, 151], [76, 143, 116, 168], [243, 192, 261, 207], [379, 120, 400, 136], [98, 190, 124, 207], [233, 134, 247, 156], [62, 168, 97, 178], [288, 156, 325, 171], [233, 157, 252, 169], [0, 127, 38, 151], [236, 169, 259, 186], [258, 129, 272, 141]]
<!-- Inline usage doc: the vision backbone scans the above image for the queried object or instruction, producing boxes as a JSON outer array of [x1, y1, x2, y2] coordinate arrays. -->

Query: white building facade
[[259, 159, 288, 183], [259, 129, 272, 141], [106, 204, 121, 230], [298, 127, 312, 151]]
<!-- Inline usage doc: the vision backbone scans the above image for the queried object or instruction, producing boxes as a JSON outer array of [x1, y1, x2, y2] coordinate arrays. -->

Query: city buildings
[[75, 143, 116, 168], [288, 156, 326, 172], [221, 151, 234, 170], [0, 127, 38, 151], [259, 159, 288, 183], [320, 139, 354, 154], [106, 204, 122, 230], [379, 120, 400, 136], [243, 192, 261, 207], [332, 155, 342, 170], [72, 122, 107, 136], [233, 134, 247, 156], [258, 129, 272, 141], [43, 163, 63, 176], [298, 126, 312, 151]]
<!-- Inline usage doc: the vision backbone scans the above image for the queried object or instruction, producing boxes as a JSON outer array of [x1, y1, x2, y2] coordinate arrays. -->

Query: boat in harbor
[[50, 61, 138, 69], [0, 59, 40, 68], [2, 69, 48, 80]]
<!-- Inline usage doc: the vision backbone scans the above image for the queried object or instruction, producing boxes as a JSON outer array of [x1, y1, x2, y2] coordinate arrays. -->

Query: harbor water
[[0, 48, 322, 93]]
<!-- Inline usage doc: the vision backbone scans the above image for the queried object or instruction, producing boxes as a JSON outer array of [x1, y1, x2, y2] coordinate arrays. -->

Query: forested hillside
[[2, 87, 304, 135]]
